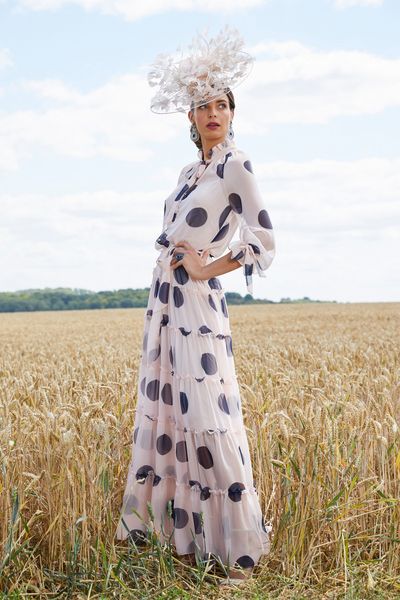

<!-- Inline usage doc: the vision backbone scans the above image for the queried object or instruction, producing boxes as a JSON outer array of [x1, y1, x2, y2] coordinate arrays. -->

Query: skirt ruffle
[[115, 257, 271, 568]]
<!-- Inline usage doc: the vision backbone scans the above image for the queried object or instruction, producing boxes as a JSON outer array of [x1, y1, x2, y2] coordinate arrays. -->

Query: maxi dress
[[115, 136, 276, 569]]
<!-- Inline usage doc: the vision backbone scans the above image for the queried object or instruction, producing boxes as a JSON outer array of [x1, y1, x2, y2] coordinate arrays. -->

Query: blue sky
[[1, 0, 399, 302]]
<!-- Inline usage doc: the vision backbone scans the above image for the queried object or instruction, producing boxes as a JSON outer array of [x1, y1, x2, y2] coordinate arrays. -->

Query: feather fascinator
[[147, 25, 254, 114]]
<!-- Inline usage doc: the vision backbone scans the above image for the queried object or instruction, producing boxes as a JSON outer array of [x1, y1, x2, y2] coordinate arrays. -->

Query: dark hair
[[190, 89, 235, 150]]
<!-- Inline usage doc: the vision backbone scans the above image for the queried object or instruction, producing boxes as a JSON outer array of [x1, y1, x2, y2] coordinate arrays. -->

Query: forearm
[[203, 251, 242, 279]]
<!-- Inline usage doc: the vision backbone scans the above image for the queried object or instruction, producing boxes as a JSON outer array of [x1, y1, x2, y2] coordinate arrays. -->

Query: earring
[[190, 122, 200, 143], [228, 121, 234, 140]]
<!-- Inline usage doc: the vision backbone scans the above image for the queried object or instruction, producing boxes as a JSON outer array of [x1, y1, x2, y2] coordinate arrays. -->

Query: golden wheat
[[0, 302, 399, 597]]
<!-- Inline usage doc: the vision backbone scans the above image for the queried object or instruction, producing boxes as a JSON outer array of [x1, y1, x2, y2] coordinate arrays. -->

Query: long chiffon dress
[[115, 135, 275, 569]]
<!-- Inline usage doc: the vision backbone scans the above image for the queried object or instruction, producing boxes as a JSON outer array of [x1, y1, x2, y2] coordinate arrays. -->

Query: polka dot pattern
[[156, 434, 172, 455], [117, 144, 273, 571], [186, 207, 208, 227], [201, 352, 218, 375], [197, 446, 214, 469]]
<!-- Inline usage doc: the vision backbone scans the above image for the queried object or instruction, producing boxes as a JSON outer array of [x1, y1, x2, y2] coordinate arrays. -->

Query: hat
[[147, 25, 254, 114]]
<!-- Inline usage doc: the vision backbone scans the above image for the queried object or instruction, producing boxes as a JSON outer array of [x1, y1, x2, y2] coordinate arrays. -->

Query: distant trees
[[0, 288, 330, 313]]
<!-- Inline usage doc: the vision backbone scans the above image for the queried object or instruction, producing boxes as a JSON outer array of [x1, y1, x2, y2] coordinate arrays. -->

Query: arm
[[220, 153, 275, 296]]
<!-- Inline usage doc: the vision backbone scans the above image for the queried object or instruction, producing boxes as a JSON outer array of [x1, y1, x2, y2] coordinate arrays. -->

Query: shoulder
[[219, 147, 255, 186], [178, 160, 198, 182]]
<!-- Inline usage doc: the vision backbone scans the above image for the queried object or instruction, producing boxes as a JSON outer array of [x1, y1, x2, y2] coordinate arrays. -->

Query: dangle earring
[[228, 121, 235, 141], [190, 122, 200, 143]]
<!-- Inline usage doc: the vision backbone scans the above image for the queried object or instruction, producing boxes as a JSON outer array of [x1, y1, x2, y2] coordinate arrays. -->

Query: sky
[[0, 0, 399, 303]]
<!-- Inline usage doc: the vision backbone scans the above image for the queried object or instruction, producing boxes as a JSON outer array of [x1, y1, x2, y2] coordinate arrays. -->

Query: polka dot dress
[[115, 136, 275, 569]]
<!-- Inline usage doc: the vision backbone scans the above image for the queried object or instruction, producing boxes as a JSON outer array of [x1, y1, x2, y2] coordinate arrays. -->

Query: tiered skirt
[[115, 255, 271, 569]]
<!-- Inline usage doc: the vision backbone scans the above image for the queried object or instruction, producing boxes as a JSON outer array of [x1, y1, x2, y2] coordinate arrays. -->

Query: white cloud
[[236, 41, 400, 132], [333, 0, 384, 8], [1, 41, 399, 170], [17, 0, 266, 20], [0, 73, 183, 170], [1, 157, 399, 300]]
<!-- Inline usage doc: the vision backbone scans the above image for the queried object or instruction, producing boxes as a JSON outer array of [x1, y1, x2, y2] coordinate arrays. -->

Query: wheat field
[[0, 302, 399, 598]]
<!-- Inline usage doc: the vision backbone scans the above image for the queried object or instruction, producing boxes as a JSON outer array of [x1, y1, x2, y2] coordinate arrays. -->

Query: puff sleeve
[[222, 153, 275, 296]]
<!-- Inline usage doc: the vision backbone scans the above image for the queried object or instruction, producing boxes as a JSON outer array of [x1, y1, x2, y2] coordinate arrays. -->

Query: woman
[[115, 28, 275, 584]]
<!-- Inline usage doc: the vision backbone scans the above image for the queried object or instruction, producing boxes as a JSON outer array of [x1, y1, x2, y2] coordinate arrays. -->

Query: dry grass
[[0, 302, 399, 598]]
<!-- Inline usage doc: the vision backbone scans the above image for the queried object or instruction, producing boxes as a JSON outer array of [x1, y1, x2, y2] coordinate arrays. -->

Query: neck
[[201, 135, 227, 161]]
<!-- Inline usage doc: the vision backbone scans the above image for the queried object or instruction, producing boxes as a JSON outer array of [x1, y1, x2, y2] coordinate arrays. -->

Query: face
[[188, 94, 234, 146]]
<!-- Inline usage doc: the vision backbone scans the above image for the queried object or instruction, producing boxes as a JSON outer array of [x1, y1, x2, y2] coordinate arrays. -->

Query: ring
[[175, 252, 184, 261]]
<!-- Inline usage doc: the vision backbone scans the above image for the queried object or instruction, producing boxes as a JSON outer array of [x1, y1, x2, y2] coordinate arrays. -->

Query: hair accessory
[[147, 25, 254, 114]]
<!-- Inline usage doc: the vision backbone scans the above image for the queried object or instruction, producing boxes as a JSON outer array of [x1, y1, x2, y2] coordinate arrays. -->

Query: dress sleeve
[[221, 153, 275, 296]]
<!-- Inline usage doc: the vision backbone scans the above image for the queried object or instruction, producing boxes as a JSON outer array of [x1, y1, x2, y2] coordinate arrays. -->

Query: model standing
[[116, 26, 275, 583]]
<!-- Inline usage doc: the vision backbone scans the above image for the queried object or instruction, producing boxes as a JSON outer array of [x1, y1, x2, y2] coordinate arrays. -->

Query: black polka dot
[[258, 209, 272, 229], [186, 207, 208, 227], [196, 376, 205, 382], [154, 278, 160, 298], [208, 294, 217, 312], [228, 482, 245, 502], [236, 555, 255, 568], [127, 529, 148, 546], [208, 277, 222, 290], [156, 434, 172, 455], [176, 440, 188, 462], [173, 286, 184, 308], [146, 309, 153, 317], [221, 297, 228, 318], [169, 346, 174, 366], [197, 446, 214, 469], [229, 193, 242, 214], [146, 379, 160, 401], [136, 465, 153, 482], [243, 160, 253, 173], [175, 184, 189, 201], [245, 264, 253, 277], [140, 377, 146, 395], [174, 265, 189, 285], [225, 335, 233, 356], [179, 326, 191, 336], [219, 205, 232, 228], [161, 383, 173, 405], [239, 446, 245, 465], [192, 512, 203, 534], [249, 243, 260, 255], [133, 426, 139, 443], [218, 393, 230, 414], [189, 479, 201, 489], [201, 353, 217, 375], [211, 223, 229, 242], [160, 314, 169, 326], [180, 391, 189, 414], [148, 345, 161, 362], [158, 282, 170, 303], [232, 249, 244, 261], [199, 325, 212, 334], [200, 486, 211, 500], [173, 507, 189, 528], [153, 474, 161, 486]]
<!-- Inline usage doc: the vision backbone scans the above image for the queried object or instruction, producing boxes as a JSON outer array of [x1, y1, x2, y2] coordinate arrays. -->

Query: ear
[[188, 110, 194, 124], [230, 108, 235, 121]]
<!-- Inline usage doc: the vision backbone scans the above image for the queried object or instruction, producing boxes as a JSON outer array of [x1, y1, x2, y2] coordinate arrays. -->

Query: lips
[[207, 123, 220, 129]]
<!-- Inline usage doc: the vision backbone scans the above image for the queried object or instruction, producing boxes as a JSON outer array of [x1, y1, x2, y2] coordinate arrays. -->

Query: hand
[[170, 240, 209, 281]]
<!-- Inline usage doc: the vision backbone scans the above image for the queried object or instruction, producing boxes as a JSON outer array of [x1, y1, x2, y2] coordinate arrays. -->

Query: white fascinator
[[147, 25, 254, 114]]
